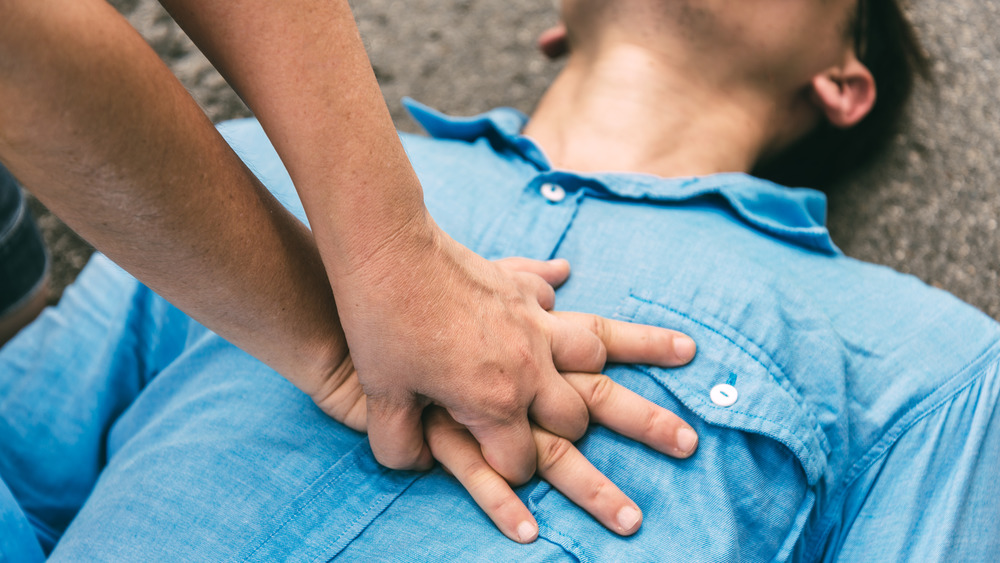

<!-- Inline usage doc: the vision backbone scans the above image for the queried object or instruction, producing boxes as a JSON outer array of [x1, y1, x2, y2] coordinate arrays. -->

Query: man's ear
[[810, 56, 876, 129], [537, 24, 569, 60]]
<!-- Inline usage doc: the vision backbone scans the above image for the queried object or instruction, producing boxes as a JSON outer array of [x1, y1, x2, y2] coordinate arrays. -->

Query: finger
[[533, 425, 643, 535], [495, 257, 571, 288], [463, 412, 537, 486], [528, 371, 590, 442], [366, 396, 434, 471], [549, 314, 608, 373], [518, 271, 557, 311], [564, 372, 699, 458], [425, 408, 540, 544], [553, 311, 697, 367], [537, 23, 569, 59]]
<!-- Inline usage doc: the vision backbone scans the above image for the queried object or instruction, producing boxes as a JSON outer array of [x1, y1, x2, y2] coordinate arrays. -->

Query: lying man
[[3, 0, 999, 560]]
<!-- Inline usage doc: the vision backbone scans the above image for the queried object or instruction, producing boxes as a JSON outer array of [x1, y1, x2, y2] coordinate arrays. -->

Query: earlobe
[[810, 57, 876, 128], [537, 23, 569, 60]]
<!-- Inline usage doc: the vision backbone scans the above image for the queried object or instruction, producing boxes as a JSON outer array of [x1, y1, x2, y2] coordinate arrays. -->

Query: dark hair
[[752, 0, 931, 190]]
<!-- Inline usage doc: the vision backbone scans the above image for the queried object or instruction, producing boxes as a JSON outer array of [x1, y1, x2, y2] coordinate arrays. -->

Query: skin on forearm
[[0, 4, 702, 541], [160, 0, 432, 279], [0, 0, 349, 396], [155, 0, 656, 481]]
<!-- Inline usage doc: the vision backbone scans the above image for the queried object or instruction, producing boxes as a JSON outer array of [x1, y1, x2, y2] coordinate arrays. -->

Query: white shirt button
[[540, 182, 566, 203], [710, 384, 739, 407]]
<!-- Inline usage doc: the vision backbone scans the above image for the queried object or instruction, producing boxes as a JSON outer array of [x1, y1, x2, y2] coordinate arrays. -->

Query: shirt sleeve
[[831, 358, 1000, 562], [0, 478, 45, 563]]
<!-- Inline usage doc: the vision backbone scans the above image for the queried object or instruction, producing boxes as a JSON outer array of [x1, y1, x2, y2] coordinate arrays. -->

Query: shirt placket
[[476, 173, 584, 261]]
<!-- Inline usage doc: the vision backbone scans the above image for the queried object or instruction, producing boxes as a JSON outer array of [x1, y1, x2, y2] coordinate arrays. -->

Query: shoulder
[[606, 245, 999, 559]]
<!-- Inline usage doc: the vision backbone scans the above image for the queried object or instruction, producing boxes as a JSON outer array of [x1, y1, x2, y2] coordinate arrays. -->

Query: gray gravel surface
[[31, 0, 1000, 321]]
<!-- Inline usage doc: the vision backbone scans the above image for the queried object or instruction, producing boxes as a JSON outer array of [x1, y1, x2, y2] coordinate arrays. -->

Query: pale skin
[[0, 0, 700, 543]]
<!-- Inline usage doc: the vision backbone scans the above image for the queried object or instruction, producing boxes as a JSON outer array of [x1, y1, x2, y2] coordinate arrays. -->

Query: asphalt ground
[[28, 0, 1000, 321]]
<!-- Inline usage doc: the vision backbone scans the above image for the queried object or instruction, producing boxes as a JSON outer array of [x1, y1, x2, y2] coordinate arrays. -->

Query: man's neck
[[523, 45, 779, 178]]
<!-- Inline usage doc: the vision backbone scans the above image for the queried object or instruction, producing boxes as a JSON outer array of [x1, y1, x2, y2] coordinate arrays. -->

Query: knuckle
[[486, 385, 526, 420], [585, 374, 617, 409], [484, 487, 522, 516], [586, 314, 606, 339], [641, 405, 662, 437], [587, 479, 610, 503], [457, 386, 525, 429], [499, 338, 538, 371], [462, 458, 500, 489], [536, 434, 574, 474]]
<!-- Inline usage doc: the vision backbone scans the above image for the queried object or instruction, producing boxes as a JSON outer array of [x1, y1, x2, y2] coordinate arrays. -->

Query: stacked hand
[[310, 228, 698, 542]]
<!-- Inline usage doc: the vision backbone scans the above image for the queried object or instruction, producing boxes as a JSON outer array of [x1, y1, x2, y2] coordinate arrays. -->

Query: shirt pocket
[[233, 442, 420, 563], [529, 293, 829, 562]]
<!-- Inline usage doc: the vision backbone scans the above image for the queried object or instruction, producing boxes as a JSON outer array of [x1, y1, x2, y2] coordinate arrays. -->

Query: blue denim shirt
[[1, 103, 998, 562]]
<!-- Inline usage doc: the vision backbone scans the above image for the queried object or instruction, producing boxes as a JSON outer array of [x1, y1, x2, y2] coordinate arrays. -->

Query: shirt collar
[[403, 98, 839, 255]]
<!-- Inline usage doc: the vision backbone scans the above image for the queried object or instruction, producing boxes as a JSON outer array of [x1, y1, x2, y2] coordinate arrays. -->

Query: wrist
[[279, 323, 351, 397], [326, 206, 442, 287]]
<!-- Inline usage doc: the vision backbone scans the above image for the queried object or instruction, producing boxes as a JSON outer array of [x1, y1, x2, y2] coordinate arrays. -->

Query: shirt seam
[[23, 512, 59, 552], [627, 293, 831, 457], [535, 524, 588, 563], [527, 481, 593, 563], [316, 481, 420, 563], [238, 441, 376, 562]]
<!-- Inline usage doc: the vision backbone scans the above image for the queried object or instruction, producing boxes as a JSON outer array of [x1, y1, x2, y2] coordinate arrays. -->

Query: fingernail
[[676, 426, 699, 456], [517, 521, 538, 543], [674, 335, 696, 362], [616, 506, 641, 533]]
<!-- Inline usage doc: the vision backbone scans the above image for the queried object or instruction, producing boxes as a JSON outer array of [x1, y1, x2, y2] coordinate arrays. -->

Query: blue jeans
[[0, 163, 48, 319]]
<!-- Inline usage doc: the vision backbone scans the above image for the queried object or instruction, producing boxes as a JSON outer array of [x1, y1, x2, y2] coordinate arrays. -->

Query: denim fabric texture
[[0, 103, 998, 561], [0, 164, 48, 319]]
